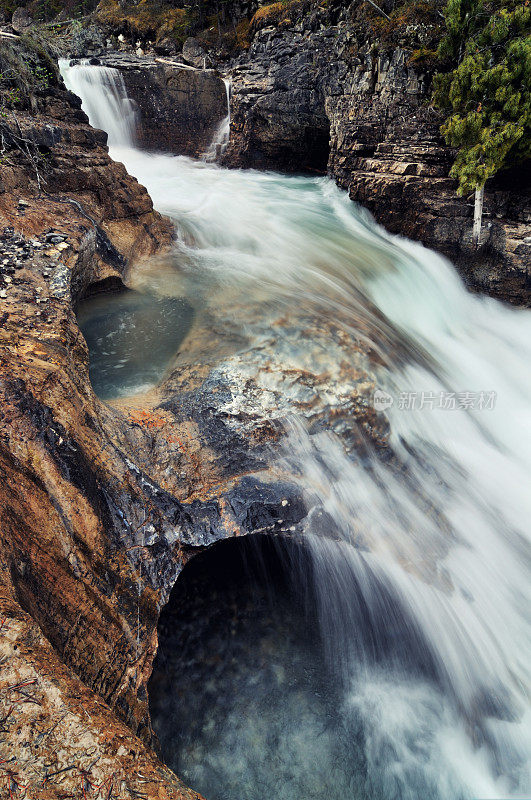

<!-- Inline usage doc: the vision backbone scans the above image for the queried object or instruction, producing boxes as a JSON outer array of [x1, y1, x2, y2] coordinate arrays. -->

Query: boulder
[[153, 36, 178, 56], [11, 6, 32, 32], [182, 37, 208, 68], [69, 23, 106, 57]]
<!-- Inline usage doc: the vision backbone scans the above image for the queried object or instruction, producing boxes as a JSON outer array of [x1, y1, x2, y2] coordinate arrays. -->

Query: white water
[[203, 78, 231, 162], [60, 61, 531, 799], [59, 59, 138, 147]]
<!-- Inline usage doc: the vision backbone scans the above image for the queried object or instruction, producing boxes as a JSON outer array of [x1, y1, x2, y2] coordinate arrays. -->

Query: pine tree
[[433, 0, 531, 245]]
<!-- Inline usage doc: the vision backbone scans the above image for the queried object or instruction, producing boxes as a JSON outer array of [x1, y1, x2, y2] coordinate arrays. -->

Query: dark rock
[[182, 37, 208, 69], [11, 7, 32, 32], [98, 55, 227, 157]]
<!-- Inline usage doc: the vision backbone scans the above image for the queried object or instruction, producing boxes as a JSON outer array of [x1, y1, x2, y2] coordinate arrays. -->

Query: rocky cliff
[[221, 1, 530, 304]]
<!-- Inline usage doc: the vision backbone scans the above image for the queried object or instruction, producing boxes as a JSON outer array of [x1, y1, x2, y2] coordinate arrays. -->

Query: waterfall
[[59, 59, 138, 148], [203, 78, 231, 162], [59, 60, 531, 800]]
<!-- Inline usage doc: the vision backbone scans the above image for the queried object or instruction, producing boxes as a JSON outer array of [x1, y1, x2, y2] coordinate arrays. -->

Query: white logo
[[374, 389, 394, 410]]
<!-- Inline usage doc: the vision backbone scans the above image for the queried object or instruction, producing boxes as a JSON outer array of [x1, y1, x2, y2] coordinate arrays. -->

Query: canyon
[[0, 6, 530, 800]]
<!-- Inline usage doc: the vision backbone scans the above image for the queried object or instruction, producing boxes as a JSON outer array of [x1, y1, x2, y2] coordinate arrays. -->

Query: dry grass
[[96, 0, 190, 42], [250, 0, 307, 32]]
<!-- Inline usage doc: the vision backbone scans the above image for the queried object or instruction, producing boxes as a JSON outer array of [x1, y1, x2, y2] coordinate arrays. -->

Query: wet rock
[[97, 54, 227, 157], [0, 34, 176, 753]]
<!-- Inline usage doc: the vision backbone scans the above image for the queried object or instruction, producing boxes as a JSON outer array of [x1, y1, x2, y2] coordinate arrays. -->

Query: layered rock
[[222, 6, 530, 304], [223, 24, 331, 172], [0, 33, 385, 794], [0, 593, 203, 800]]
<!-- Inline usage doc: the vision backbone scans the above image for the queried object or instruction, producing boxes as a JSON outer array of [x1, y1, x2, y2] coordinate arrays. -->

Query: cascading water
[[59, 59, 138, 147], [203, 78, 231, 162], [60, 60, 531, 799]]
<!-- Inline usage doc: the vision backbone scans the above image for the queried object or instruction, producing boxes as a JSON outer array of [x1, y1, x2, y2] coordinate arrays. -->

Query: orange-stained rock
[[0, 592, 204, 800]]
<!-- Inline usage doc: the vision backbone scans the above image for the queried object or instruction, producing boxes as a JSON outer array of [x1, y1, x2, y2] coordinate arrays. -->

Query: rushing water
[[60, 61, 531, 799], [61, 60, 139, 147], [203, 78, 231, 162]]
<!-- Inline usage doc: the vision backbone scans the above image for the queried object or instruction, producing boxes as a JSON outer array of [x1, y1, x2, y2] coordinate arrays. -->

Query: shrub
[[433, 0, 531, 195]]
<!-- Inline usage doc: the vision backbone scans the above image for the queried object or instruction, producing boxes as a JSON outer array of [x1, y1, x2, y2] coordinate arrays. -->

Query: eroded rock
[[96, 54, 227, 156], [222, 6, 530, 304]]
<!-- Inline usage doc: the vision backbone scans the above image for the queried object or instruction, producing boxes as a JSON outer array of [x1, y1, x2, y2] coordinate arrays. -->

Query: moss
[[0, 34, 59, 114], [407, 46, 439, 69], [96, 0, 191, 44], [250, 0, 307, 32], [235, 17, 251, 49]]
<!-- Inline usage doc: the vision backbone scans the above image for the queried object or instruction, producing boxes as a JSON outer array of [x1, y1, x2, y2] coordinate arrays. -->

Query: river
[[60, 59, 531, 800]]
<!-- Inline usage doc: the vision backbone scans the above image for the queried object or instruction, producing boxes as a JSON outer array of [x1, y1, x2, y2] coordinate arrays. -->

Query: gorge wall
[[0, 33, 200, 797], [221, 2, 530, 305], [0, 30, 385, 796]]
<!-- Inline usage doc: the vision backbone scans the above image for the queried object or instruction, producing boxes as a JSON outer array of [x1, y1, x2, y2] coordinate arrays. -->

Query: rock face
[[96, 54, 228, 156], [224, 24, 331, 172], [222, 7, 530, 304], [324, 48, 531, 305], [0, 593, 204, 800]]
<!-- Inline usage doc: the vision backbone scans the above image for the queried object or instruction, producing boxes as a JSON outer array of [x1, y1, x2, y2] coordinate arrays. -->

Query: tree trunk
[[473, 184, 484, 248]]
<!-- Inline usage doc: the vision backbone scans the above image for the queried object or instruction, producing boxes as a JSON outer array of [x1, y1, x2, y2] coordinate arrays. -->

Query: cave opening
[[148, 533, 360, 800]]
